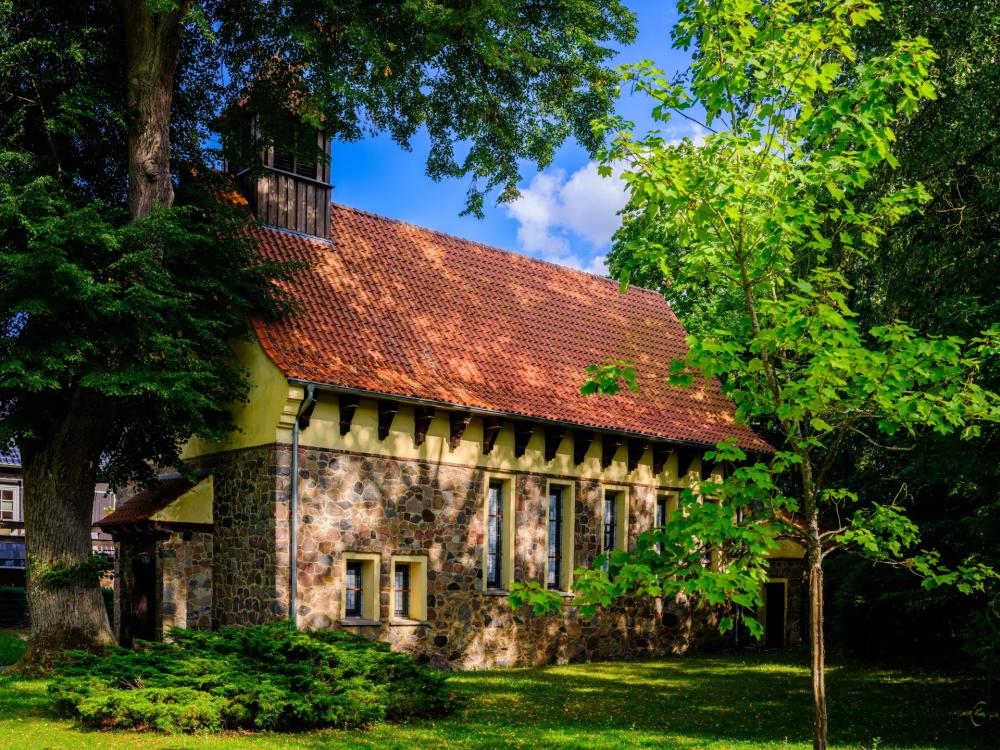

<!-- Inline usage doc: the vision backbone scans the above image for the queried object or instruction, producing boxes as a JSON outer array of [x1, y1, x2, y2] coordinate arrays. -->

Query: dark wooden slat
[[513, 422, 535, 458], [543, 426, 566, 462], [573, 431, 595, 465], [481, 416, 503, 455], [377, 400, 399, 441], [601, 435, 624, 469], [448, 411, 472, 451], [338, 395, 361, 436], [626, 439, 649, 473], [413, 406, 435, 446]]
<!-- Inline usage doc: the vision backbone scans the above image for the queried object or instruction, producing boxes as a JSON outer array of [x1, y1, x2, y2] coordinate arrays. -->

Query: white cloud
[[506, 161, 628, 274]]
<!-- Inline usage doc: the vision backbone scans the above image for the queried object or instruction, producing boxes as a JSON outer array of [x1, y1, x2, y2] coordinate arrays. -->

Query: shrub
[[49, 621, 460, 733]]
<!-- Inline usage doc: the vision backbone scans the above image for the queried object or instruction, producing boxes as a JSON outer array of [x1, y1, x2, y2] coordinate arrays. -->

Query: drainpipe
[[289, 383, 316, 627]]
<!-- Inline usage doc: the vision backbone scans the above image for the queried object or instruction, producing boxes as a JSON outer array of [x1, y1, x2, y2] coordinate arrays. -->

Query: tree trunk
[[809, 556, 828, 750], [15, 388, 116, 673], [123, 0, 187, 218], [801, 463, 828, 750]]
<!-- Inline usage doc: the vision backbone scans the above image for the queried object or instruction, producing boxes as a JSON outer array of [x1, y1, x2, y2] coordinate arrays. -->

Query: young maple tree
[[0, 0, 635, 668], [511, 1, 999, 747]]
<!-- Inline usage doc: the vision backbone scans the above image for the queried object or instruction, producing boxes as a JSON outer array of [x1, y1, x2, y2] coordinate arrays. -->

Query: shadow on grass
[[0, 649, 991, 750], [331, 647, 988, 750]]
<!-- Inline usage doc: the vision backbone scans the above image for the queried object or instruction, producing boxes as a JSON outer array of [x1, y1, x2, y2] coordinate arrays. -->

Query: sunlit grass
[[0, 644, 989, 749]]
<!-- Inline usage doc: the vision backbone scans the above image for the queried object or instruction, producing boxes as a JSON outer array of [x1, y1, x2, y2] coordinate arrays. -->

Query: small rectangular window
[[394, 563, 411, 618], [655, 495, 667, 529], [0, 486, 19, 522], [603, 492, 618, 554], [547, 486, 563, 589], [344, 560, 364, 618], [390, 556, 427, 621], [486, 480, 504, 589]]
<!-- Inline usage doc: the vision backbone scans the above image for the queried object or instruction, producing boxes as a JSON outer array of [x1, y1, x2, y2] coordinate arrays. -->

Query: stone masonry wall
[[191, 442, 803, 667], [292, 446, 697, 668], [159, 530, 213, 636], [186, 445, 290, 627]]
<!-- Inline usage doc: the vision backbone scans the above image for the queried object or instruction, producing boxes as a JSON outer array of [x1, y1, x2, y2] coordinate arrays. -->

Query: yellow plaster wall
[[151, 475, 214, 525], [767, 538, 807, 559], [182, 340, 299, 459], [293, 393, 716, 488]]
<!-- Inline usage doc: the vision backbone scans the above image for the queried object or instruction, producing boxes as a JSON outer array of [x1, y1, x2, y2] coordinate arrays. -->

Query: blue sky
[[330, 1, 696, 276]]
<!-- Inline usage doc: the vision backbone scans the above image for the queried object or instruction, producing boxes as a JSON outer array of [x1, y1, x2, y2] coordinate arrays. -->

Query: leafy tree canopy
[[510, 1, 999, 746]]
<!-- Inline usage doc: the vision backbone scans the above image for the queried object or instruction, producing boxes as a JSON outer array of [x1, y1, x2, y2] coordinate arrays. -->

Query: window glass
[[0, 487, 15, 521], [486, 480, 504, 589], [394, 563, 411, 618], [345, 560, 363, 617], [547, 486, 563, 589]]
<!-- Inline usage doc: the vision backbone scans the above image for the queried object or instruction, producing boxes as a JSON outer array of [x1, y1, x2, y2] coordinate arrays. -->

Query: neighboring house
[[100, 131, 805, 664], [0, 446, 117, 587]]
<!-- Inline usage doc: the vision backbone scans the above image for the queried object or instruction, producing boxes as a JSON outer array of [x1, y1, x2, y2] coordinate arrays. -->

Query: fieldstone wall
[[182, 441, 804, 667], [159, 530, 213, 636], [187, 445, 290, 627], [292, 447, 697, 668]]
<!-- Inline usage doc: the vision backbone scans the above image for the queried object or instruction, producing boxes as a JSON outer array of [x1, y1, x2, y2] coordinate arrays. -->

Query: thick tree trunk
[[123, 0, 187, 218], [16, 388, 116, 672]]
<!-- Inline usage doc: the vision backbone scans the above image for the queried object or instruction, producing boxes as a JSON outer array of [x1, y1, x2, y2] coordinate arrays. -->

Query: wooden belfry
[[234, 114, 332, 239]]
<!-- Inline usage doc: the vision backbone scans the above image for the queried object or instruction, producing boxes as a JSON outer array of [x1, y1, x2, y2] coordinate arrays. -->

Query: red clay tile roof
[[251, 205, 771, 453], [99, 478, 193, 527]]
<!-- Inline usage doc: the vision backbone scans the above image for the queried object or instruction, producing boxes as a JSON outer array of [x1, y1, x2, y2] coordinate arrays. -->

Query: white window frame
[[0, 483, 21, 523]]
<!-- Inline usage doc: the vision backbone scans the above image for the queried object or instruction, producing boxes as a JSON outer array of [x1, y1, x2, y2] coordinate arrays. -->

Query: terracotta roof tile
[[251, 205, 771, 453]]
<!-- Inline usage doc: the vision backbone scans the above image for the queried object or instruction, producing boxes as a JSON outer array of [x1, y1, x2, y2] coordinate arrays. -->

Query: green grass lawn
[[0, 643, 991, 749]]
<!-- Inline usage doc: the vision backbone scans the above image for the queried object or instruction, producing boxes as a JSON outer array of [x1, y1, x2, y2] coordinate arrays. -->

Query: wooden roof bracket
[[481, 416, 503, 455], [573, 431, 595, 465], [449, 411, 472, 451], [413, 406, 435, 446], [513, 421, 535, 458], [338, 394, 361, 436], [543, 426, 566, 462], [377, 400, 399, 441], [601, 434, 624, 470]]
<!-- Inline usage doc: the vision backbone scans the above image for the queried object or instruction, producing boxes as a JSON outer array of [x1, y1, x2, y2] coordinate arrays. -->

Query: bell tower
[[233, 115, 332, 239]]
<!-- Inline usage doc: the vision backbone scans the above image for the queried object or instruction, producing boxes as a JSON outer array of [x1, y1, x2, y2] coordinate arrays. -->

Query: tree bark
[[809, 556, 827, 750], [803, 476, 828, 750], [15, 388, 116, 672], [123, 0, 187, 218]]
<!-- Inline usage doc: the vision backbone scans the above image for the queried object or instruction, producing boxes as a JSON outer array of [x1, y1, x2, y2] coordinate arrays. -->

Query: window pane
[[394, 564, 410, 618], [0, 489, 13, 521], [603, 492, 617, 551], [487, 481, 503, 588], [548, 487, 564, 589], [345, 561, 363, 617]]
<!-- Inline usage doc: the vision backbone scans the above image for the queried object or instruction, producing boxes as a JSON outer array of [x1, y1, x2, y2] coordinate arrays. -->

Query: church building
[[100, 129, 804, 667]]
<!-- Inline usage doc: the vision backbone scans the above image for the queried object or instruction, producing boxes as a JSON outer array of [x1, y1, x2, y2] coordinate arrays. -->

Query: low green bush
[[49, 621, 459, 733]]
